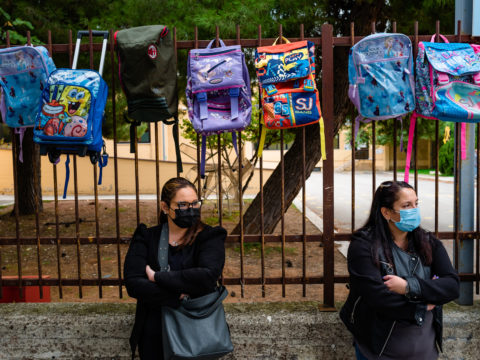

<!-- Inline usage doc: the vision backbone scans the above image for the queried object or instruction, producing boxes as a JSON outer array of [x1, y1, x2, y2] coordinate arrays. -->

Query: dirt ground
[[0, 199, 349, 304]]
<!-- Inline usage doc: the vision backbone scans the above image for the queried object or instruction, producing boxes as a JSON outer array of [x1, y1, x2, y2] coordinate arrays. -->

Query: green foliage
[[439, 137, 454, 176], [0, 6, 40, 44]]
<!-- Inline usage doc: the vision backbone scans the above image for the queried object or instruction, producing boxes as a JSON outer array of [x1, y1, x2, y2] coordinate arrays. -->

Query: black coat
[[123, 223, 227, 360], [340, 227, 459, 356]]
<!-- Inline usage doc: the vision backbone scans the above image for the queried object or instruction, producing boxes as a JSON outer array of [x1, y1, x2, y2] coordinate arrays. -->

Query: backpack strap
[[14, 128, 26, 163], [461, 122, 467, 161], [404, 112, 417, 183], [229, 88, 240, 120], [172, 117, 183, 173], [430, 34, 449, 43], [319, 116, 326, 161], [397, 116, 404, 153], [200, 134, 207, 179], [257, 125, 267, 158], [62, 154, 70, 199], [97, 143, 108, 186], [231, 131, 239, 157], [196, 92, 208, 120]]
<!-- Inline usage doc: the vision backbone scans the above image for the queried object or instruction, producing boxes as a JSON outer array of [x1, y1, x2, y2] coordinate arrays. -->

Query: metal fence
[[0, 21, 479, 307]]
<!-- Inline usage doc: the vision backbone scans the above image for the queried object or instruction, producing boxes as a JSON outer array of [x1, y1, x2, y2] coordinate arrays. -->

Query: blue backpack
[[33, 31, 109, 198], [0, 45, 56, 161], [348, 33, 415, 145]]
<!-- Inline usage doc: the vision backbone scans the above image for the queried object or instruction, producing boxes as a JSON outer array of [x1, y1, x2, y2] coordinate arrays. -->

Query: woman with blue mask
[[123, 177, 227, 359], [340, 180, 459, 360]]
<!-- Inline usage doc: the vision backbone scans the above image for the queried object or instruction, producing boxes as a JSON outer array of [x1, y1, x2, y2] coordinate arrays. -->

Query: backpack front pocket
[[434, 81, 480, 122], [36, 84, 92, 140]]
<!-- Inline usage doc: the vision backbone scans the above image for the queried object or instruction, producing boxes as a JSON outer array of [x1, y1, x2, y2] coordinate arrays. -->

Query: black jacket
[[123, 223, 227, 360], [340, 227, 459, 356]]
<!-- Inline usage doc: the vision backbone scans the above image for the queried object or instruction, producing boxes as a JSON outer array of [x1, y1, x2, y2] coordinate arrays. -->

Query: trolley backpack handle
[[72, 30, 109, 75]]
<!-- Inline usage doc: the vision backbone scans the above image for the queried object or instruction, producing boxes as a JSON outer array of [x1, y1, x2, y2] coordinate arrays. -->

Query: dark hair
[[160, 177, 205, 247], [358, 180, 432, 267]]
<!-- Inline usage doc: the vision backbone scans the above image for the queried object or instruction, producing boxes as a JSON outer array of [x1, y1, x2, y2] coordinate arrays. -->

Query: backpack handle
[[206, 38, 226, 49], [273, 36, 291, 45], [430, 33, 449, 43]]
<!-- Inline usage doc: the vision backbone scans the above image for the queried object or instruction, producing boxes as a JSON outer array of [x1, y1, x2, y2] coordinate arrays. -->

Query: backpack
[[0, 45, 56, 161], [255, 37, 325, 159], [348, 33, 415, 149], [34, 31, 109, 198], [186, 38, 251, 178], [115, 25, 182, 173], [404, 34, 480, 182]]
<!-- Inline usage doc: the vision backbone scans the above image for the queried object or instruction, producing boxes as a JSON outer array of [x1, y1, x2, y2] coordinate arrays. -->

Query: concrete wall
[[0, 302, 478, 360]]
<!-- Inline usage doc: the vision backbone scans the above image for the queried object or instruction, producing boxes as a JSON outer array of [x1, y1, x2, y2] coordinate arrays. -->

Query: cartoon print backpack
[[115, 25, 182, 173], [186, 38, 251, 178], [255, 37, 325, 159], [34, 31, 109, 198], [404, 34, 480, 182], [0, 45, 56, 161], [348, 33, 415, 148]]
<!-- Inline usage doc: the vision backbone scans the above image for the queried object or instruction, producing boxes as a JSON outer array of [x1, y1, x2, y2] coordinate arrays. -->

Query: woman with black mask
[[124, 177, 227, 360], [340, 180, 459, 359]]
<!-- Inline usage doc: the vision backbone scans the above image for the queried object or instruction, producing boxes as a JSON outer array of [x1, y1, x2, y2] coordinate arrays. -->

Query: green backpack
[[115, 25, 182, 172]]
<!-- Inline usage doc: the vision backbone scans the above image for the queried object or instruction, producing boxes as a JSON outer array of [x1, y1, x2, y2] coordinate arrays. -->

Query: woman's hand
[[146, 265, 155, 282], [383, 275, 408, 295], [179, 293, 189, 300]]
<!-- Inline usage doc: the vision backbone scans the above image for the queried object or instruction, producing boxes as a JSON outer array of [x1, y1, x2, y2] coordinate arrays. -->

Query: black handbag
[[158, 224, 233, 359]]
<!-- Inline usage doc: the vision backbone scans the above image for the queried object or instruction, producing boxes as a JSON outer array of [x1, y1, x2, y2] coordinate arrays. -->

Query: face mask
[[393, 208, 421, 232], [171, 207, 200, 228]]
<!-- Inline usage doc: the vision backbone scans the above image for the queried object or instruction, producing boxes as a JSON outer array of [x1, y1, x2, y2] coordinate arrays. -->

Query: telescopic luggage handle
[[72, 30, 109, 75]]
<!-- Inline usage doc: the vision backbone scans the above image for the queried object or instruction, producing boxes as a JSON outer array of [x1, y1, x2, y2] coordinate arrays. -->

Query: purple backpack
[[186, 39, 251, 177]]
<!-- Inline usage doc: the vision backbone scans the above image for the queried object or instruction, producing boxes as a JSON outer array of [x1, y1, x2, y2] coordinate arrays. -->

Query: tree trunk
[[13, 128, 43, 215], [232, 123, 321, 234]]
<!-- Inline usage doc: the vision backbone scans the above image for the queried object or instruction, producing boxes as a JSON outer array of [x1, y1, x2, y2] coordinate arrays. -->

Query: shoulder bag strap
[[158, 223, 170, 272]]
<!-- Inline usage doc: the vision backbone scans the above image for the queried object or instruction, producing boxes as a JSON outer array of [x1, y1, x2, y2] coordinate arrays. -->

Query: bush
[[439, 138, 454, 176]]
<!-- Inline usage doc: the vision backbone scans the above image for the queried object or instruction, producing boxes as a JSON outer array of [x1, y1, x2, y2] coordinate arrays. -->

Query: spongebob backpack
[[34, 30, 109, 198], [348, 33, 415, 148]]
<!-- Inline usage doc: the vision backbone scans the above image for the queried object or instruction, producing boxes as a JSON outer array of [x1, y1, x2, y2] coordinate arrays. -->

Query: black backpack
[[115, 25, 182, 172]]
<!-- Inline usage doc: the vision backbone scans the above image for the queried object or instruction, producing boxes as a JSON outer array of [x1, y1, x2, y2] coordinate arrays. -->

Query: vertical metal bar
[[155, 122, 160, 224], [477, 122, 480, 294], [215, 26, 223, 227], [174, 26, 180, 178], [48, 30, 62, 298], [69, 30, 73, 67], [94, 161, 102, 297], [321, 23, 335, 307], [135, 126, 140, 226], [32, 137, 43, 299], [89, 30, 94, 69], [392, 21, 398, 182], [435, 122, 439, 237], [413, 21, 419, 192], [73, 155, 83, 298], [11, 129, 23, 299], [258, 25, 266, 298], [194, 27, 201, 194], [350, 22, 356, 232], [110, 29, 122, 298], [300, 23, 307, 297], [53, 163, 62, 298], [235, 24, 245, 298], [454, 122, 460, 270], [278, 24, 286, 298], [371, 22, 376, 194]]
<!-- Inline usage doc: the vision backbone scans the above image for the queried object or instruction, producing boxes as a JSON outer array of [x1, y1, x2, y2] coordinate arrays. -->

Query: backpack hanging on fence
[[0, 45, 56, 162], [404, 34, 480, 182], [186, 38, 252, 178], [348, 33, 415, 151], [115, 25, 182, 173], [255, 37, 325, 159], [34, 31, 109, 198]]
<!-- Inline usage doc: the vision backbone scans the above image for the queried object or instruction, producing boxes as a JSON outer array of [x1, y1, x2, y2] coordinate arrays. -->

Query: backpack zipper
[[194, 49, 240, 58]]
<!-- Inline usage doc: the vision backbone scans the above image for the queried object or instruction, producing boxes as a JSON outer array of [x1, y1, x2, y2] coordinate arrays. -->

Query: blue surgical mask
[[393, 208, 421, 232]]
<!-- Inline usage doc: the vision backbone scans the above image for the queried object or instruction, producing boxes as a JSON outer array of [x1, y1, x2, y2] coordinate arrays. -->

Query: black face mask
[[172, 207, 200, 228]]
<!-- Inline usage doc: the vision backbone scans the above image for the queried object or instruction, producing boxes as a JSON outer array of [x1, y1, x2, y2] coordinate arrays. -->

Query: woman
[[340, 180, 459, 359], [124, 177, 227, 360]]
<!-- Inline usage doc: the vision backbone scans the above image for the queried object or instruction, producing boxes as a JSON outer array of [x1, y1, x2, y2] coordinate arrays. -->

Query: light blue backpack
[[0, 45, 56, 161], [348, 33, 415, 146], [404, 35, 480, 182]]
